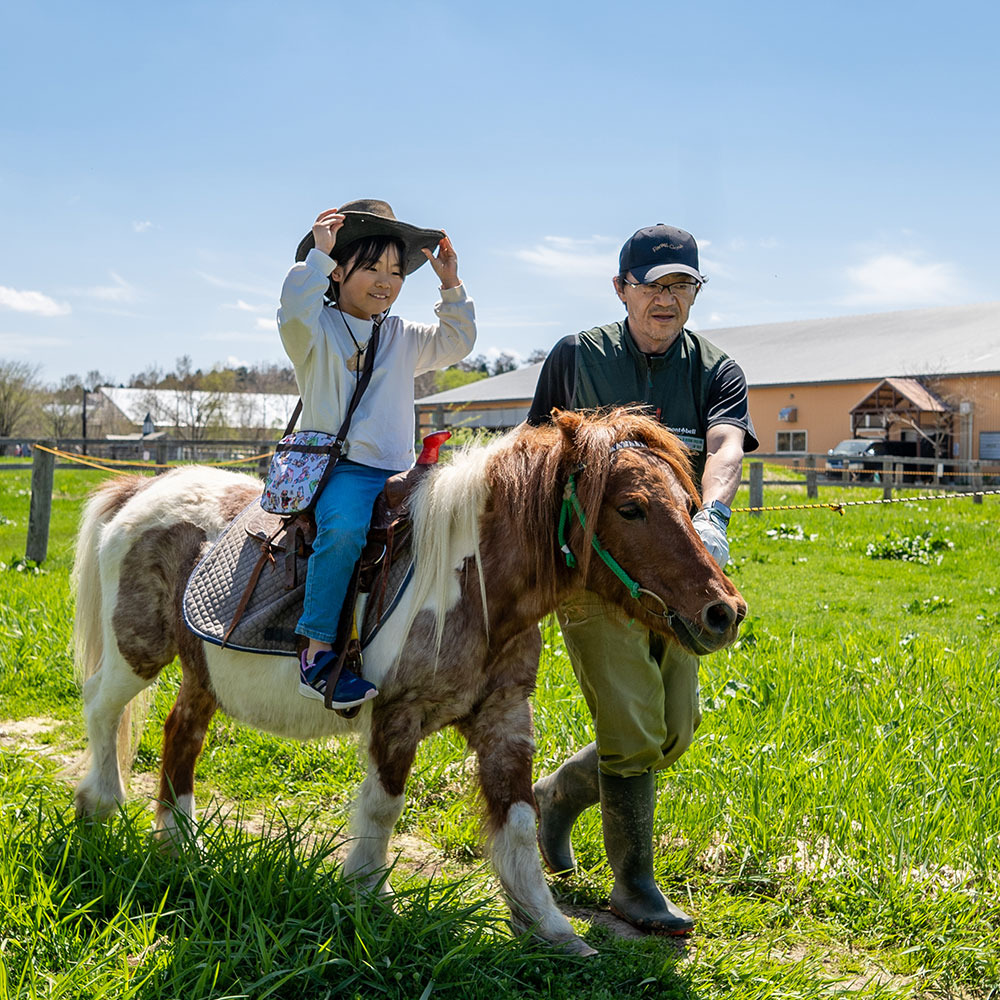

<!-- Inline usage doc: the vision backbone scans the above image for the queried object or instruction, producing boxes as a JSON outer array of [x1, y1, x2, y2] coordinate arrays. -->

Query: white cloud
[[0, 285, 72, 317], [843, 253, 968, 307], [76, 272, 138, 304], [255, 316, 277, 331], [513, 235, 619, 280], [225, 299, 268, 313], [198, 271, 272, 297], [132, 220, 153, 233]]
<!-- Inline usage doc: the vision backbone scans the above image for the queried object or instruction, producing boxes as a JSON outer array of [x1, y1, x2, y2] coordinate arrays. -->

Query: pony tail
[[72, 476, 156, 770], [72, 488, 116, 687]]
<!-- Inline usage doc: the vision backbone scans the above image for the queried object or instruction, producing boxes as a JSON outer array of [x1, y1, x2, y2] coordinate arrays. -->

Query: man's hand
[[311, 209, 346, 257], [422, 234, 460, 289], [692, 509, 729, 567]]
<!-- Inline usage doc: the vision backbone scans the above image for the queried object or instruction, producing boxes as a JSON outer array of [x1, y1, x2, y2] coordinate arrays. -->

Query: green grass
[[1, 467, 998, 998]]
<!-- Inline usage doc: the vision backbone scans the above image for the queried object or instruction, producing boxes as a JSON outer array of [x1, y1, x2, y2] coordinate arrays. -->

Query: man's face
[[614, 271, 700, 352]]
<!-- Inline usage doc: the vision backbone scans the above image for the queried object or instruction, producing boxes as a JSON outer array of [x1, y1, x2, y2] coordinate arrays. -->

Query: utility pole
[[81, 387, 88, 456]]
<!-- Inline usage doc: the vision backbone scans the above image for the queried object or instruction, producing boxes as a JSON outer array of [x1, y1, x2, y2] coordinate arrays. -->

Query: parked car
[[825, 439, 884, 480]]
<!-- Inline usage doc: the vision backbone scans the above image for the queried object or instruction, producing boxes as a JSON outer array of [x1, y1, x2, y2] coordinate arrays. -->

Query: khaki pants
[[557, 592, 702, 778]]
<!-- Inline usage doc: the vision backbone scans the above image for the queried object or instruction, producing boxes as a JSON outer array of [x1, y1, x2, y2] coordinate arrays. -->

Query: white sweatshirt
[[278, 247, 477, 470]]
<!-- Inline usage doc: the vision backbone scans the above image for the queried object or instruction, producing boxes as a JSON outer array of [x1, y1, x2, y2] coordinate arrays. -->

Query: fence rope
[[31, 443, 273, 472], [733, 489, 1000, 516]]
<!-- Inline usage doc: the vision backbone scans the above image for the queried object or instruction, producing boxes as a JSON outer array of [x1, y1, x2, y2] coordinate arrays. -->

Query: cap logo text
[[652, 241, 684, 252]]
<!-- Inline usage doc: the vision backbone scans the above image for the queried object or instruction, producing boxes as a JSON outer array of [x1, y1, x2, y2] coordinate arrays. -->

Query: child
[[278, 199, 476, 709]]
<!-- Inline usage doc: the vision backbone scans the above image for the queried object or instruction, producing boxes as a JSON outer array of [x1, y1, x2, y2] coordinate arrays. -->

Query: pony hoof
[[557, 935, 598, 958]]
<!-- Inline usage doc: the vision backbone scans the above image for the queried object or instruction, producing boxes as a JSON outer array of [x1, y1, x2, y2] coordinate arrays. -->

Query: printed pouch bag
[[260, 431, 342, 516]]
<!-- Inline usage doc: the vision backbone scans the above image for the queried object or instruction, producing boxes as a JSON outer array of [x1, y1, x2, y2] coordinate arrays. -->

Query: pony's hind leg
[[75, 649, 160, 819], [458, 680, 596, 956], [154, 640, 218, 845], [343, 705, 420, 892]]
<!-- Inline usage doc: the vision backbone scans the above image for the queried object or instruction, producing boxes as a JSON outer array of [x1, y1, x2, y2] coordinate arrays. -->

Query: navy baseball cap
[[618, 224, 706, 284]]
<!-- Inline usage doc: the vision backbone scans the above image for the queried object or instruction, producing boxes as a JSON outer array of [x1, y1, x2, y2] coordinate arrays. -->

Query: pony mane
[[399, 432, 509, 659], [398, 408, 699, 652]]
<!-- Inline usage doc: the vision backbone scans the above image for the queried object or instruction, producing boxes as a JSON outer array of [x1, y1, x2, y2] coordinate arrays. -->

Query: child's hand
[[311, 210, 346, 257], [422, 234, 460, 289]]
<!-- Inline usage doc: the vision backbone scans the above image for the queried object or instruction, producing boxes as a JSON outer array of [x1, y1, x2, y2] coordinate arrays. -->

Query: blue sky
[[2, 0, 997, 386]]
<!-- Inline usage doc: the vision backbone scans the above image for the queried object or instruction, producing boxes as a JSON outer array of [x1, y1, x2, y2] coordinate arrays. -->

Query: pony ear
[[551, 409, 586, 465]]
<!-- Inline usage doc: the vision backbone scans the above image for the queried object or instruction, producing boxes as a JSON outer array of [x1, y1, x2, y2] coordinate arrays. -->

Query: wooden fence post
[[972, 461, 983, 504], [749, 461, 763, 516], [155, 441, 168, 474], [882, 459, 893, 500], [805, 456, 818, 499], [26, 441, 55, 564]]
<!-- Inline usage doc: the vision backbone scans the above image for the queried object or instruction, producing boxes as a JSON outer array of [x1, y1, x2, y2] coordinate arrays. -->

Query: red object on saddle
[[417, 431, 451, 465]]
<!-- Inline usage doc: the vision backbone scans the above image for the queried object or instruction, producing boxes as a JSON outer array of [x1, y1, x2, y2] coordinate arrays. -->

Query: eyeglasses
[[621, 278, 701, 298]]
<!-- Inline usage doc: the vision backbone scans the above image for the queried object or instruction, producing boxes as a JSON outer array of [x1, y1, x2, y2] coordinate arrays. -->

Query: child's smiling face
[[333, 245, 404, 319]]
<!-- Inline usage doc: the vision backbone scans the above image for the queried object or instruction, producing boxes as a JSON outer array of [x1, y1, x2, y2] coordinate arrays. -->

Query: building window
[[776, 430, 807, 453]]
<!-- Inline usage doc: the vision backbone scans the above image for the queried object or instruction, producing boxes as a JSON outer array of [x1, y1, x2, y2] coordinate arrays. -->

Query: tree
[[43, 374, 85, 437], [491, 352, 518, 375], [526, 348, 549, 364], [436, 367, 488, 392], [0, 359, 42, 439]]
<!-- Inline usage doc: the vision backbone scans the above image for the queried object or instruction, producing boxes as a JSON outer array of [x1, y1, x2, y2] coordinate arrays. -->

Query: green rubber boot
[[599, 770, 694, 935], [532, 742, 600, 875]]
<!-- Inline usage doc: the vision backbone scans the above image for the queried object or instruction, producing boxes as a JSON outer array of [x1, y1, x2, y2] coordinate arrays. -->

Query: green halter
[[556, 443, 676, 622], [558, 471, 643, 599]]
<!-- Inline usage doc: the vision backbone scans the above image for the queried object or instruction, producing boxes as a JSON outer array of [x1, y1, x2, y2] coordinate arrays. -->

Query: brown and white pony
[[72, 408, 745, 956]]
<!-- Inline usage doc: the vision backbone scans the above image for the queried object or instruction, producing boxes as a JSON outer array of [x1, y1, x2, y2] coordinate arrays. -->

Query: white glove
[[692, 509, 729, 567]]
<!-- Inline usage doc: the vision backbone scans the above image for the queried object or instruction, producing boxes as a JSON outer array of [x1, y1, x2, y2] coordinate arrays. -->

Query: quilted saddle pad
[[183, 500, 414, 657]]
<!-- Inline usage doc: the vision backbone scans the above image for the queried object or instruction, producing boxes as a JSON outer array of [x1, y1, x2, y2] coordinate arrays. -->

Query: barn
[[415, 301, 1000, 463]]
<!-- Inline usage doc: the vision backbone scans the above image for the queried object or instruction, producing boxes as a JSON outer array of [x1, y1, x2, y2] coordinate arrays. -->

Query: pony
[[71, 408, 746, 956]]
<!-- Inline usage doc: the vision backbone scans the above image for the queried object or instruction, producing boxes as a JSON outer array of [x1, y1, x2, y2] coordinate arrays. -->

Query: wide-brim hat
[[295, 199, 444, 276]]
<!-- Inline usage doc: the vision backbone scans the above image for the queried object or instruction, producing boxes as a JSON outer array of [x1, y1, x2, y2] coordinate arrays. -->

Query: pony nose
[[701, 600, 737, 635]]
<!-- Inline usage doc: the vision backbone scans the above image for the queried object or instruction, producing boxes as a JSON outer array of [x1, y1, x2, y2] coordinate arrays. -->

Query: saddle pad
[[183, 499, 415, 657], [183, 500, 308, 656]]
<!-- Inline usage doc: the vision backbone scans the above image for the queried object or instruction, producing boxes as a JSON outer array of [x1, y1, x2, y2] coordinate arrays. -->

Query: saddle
[[182, 432, 451, 673]]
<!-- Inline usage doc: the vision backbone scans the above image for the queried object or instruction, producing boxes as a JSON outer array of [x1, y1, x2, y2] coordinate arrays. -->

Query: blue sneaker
[[299, 649, 378, 709]]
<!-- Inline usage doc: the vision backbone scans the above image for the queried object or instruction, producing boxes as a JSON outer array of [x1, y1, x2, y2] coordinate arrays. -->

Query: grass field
[[1, 463, 998, 999]]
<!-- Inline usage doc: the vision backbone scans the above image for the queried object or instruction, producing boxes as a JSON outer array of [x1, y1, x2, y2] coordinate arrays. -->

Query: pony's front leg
[[342, 706, 419, 892], [459, 686, 596, 957]]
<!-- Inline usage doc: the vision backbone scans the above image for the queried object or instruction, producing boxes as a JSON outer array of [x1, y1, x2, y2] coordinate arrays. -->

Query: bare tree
[[43, 374, 85, 437], [0, 359, 43, 439]]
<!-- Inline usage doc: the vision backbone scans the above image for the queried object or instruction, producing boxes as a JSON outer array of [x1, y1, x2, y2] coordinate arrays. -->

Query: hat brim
[[628, 262, 706, 284], [295, 212, 444, 276]]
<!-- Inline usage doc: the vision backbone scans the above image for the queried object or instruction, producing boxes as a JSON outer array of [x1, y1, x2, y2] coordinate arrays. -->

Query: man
[[528, 223, 757, 935]]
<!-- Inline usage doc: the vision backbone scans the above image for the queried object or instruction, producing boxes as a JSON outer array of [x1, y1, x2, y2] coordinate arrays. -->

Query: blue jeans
[[296, 459, 403, 643]]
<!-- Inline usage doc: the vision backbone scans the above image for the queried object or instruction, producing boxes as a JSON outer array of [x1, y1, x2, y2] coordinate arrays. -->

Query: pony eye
[[617, 503, 645, 521]]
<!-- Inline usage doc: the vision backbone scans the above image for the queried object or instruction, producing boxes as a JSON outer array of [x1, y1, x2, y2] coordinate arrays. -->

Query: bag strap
[[280, 317, 383, 445], [281, 399, 303, 438], [334, 317, 382, 448]]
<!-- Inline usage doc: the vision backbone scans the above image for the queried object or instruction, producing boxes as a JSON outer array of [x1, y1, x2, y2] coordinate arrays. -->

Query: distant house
[[416, 302, 1000, 461], [87, 387, 299, 441]]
